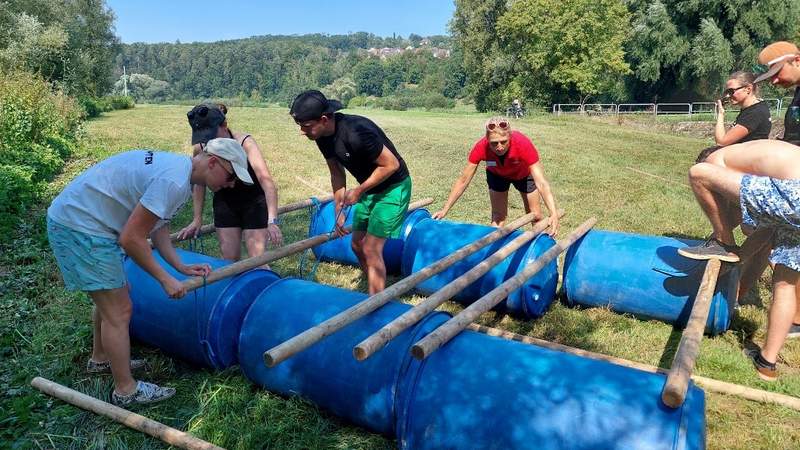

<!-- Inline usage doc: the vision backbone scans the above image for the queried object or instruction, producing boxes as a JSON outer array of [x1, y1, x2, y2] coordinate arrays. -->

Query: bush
[[0, 164, 37, 235], [78, 96, 102, 118], [0, 69, 83, 239], [108, 95, 134, 110]]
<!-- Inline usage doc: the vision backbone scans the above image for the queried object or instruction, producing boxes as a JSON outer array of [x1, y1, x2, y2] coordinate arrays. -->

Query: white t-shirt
[[48, 150, 193, 238]]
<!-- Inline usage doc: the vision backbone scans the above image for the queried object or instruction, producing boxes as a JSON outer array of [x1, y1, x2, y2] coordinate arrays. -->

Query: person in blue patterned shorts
[[679, 139, 800, 381]]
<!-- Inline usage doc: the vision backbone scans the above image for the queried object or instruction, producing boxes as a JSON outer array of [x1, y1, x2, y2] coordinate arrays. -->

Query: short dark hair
[[696, 145, 722, 163]]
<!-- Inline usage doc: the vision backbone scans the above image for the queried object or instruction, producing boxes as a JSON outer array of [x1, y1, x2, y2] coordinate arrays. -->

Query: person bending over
[[290, 90, 411, 295], [432, 117, 559, 236]]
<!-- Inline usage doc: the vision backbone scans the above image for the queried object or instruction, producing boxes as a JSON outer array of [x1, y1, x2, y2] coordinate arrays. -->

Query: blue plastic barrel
[[307, 201, 431, 274], [562, 230, 740, 335], [238, 278, 449, 435], [398, 329, 706, 450], [401, 218, 559, 318], [124, 249, 279, 369]]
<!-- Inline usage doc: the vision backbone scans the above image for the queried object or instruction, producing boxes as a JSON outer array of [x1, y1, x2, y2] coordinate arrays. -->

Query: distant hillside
[[113, 32, 461, 104]]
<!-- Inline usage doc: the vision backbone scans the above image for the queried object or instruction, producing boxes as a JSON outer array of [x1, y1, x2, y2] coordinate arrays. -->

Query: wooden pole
[[353, 212, 559, 361], [30, 377, 225, 450], [169, 194, 335, 242], [467, 324, 800, 412], [411, 217, 596, 360], [182, 229, 348, 292], [661, 258, 722, 408], [168, 196, 431, 244], [263, 211, 552, 367]]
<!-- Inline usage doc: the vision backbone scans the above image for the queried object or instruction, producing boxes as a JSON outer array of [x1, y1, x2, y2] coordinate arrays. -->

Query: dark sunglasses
[[486, 121, 509, 131], [219, 161, 236, 183], [722, 85, 749, 97]]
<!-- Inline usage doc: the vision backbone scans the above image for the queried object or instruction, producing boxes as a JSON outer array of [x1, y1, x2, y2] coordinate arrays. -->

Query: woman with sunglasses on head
[[714, 71, 771, 147], [432, 117, 559, 236], [177, 103, 283, 260]]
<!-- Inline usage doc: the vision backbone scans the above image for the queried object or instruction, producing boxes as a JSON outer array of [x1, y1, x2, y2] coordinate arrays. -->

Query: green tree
[[353, 58, 384, 96], [626, 0, 800, 100], [498, 0, 631, 106], [0, 0, 119, 95], [321, 77, 357, 106], [450, 0, 508, 111]]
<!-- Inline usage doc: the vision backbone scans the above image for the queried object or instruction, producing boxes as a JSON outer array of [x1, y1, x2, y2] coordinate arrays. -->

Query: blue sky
[[107, 1, 456, 44]]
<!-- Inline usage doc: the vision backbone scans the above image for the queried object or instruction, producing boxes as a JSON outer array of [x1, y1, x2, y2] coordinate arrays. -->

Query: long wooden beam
[[411, 218, 596, 360], [31, 377, 225, 450], [262, 212, 551, 367], [661, 258, 721, 408], [352, 211, 563, 361], [467, 324, 800, 412]]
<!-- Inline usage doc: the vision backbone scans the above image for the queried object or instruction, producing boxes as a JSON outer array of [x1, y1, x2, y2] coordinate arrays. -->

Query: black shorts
[[213, 190, 268, 229], [486, 170, 536, 193]]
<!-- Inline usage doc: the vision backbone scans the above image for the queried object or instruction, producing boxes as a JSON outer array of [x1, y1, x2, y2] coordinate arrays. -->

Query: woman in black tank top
[[714, 71, 771, 146], [178, 103, 282, 260]]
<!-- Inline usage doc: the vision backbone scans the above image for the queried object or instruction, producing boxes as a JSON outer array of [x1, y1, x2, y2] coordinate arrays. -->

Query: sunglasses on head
[[486, 121, 509, 131], [722, 85, 749, 97]]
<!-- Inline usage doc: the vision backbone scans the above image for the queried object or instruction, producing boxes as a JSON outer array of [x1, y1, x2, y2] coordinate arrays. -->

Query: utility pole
[[122, 65, 128, 97]]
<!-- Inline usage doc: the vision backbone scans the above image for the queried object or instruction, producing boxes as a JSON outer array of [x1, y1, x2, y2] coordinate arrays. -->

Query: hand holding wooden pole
[[31, 377, 225, 450], [661, 258, 721, 409], [169, 194, 335, 243], [353, 211, 564, 361], [263, 211, 548, 367], [411, 217, 596, 360]]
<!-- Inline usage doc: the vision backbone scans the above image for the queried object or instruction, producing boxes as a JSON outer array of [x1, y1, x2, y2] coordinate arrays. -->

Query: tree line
[[453, 0, 800, 111]]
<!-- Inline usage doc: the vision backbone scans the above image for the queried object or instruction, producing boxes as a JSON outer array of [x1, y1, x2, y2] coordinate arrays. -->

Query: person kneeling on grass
[[432, 117, 559, 236], [46, 138, 252, 405], [678, 139, 800, 380]]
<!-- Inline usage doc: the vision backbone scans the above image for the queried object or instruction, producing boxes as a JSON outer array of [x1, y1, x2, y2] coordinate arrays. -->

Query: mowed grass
[[1, 104, 798, 449]]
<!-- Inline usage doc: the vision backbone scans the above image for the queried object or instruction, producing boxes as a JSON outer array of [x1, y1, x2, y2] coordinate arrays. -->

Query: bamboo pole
[[182, 229, 347, 292], [168, 194, 335, 243], [411, 217, 596, 360], [661, 258, 722, 408], [168, 196, 431, 244], [30, 377, 225, 450], [180, 198, 434, 292], [263, 211, 550, 367], [466, 324, 800, 412], [353, 211, 561, 361]]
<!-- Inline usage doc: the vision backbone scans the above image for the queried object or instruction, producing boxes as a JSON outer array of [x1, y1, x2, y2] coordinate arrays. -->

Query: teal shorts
[[352, 177, 412, 238], [47, 216, 126, 292]]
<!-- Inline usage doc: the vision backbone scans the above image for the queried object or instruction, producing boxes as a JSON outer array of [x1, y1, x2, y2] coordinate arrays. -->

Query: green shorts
[[352, 177, 412, 238]]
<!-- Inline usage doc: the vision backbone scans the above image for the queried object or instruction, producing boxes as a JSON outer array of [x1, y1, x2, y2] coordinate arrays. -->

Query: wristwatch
[[268, 217, 280, 225]]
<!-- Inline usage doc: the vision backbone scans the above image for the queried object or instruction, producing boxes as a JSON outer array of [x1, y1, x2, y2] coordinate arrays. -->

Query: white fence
[[553, 98, 785, 117]]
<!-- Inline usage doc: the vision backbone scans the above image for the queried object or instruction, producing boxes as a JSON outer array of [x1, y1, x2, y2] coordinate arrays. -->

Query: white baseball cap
[[204, 138, 253, 184]]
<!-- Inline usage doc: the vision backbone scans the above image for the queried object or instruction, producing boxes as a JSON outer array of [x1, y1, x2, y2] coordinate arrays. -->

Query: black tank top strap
[[239, 134, 252, 146]]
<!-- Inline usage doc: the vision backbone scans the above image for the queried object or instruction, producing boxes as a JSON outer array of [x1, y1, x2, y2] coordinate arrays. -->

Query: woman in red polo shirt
[[433, 117, 559, 236]]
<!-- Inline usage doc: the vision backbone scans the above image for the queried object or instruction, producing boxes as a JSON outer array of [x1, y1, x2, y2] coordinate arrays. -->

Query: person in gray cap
[[290, 90, 411, 295], [178, 103, 283, 260], [46, 138, 251, 406]]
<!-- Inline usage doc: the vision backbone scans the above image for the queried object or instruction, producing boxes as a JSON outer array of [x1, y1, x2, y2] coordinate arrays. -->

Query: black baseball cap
[[289, 90, 344, 122], [187, 103, 225, 144]]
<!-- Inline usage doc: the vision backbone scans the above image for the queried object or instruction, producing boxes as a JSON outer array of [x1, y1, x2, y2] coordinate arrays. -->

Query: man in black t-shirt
[[290, 90, 412, 294], [754, 41, 800, 145]]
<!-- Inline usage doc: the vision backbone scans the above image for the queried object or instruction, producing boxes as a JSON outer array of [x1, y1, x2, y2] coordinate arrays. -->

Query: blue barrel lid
[[204, 268, 281, 369]]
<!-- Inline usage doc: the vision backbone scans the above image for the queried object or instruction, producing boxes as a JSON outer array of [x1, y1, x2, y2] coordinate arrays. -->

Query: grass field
[[2, 104, 799, 449]]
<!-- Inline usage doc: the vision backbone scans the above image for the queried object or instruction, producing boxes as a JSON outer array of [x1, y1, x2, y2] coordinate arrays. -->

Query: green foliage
[[116, 34, 458, 107], [0, 0, 119, 96], [498, 0, 631, 105], [321, 77, 358, 107], [625, 0, 800, 100], [0, 69, 82, 237], [353, 59, 385, 97], [0, 164, 36, 235]]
